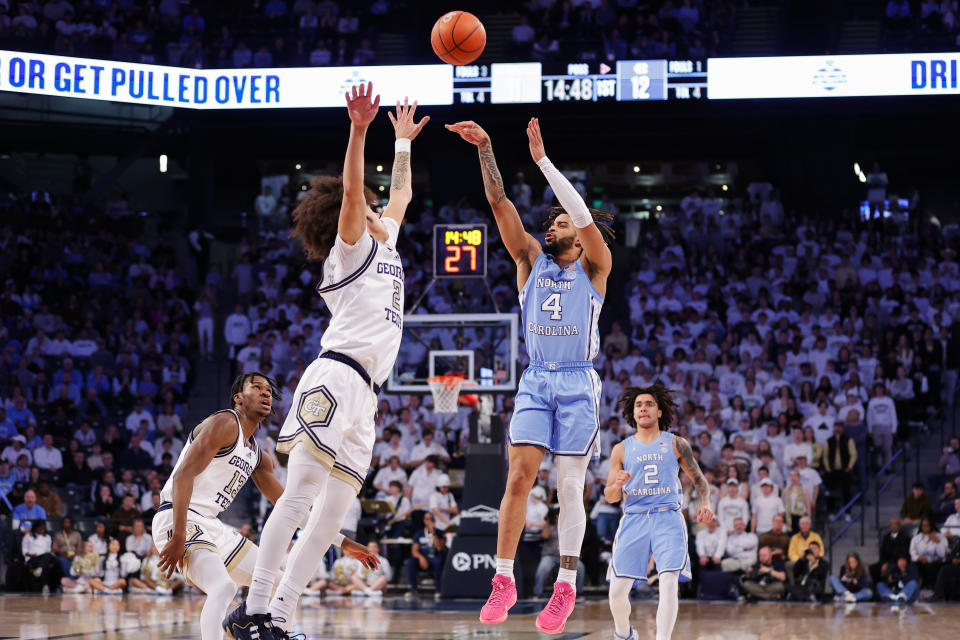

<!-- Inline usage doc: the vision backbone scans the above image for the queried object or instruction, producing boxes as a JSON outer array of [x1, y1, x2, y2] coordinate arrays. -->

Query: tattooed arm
[[446, 120, 541, 275], [382, 97, 429, 226], [675, 434, 715, 525]]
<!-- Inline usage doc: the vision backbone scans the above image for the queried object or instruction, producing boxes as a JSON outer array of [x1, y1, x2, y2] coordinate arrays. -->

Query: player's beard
[[544, 235, 574, 256]]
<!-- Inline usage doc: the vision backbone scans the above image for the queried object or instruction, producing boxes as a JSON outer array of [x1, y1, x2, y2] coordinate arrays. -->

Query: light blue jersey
[[509, 251, 604, 456], [519, 252, 603, 364], [622, 432, 682, 513], [610, 431, 691, 581]]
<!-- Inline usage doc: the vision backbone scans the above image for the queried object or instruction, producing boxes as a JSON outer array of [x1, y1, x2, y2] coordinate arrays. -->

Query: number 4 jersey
[[519, 252, 602, 363], [159, 409, 261, 519]]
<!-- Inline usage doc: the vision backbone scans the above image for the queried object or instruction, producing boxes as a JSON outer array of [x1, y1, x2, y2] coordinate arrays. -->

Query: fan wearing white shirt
[[717, 479, 750, 534], [406, 456, 442, 513], [750, 480, 786, 534], [428, 475, 459, 532], [803, 402, 835, 445], [695, 518, 726, 570], [783, 428, 814, 470], [372, 456, 408, 497], [408, 430, 449, 470], [372, 429, 410, 469]]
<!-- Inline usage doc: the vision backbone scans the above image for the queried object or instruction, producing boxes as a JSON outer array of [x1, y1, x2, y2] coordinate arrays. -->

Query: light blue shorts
[[610, 508, 691, 582], [508, 363, 601, 456]]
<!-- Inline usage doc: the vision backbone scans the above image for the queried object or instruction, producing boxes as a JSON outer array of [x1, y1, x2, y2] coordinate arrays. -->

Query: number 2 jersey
[[519, 252, 603, 364], [315, 218, 404, 386], [159, 409, 261, 519], [621, 431, 682, 513]]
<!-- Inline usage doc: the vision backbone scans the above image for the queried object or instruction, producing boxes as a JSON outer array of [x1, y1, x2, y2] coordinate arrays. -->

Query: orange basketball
[[431, 11, 486, 65]]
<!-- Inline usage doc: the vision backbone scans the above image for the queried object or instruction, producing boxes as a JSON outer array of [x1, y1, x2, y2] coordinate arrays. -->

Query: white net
[[427, 375, 464, 414]]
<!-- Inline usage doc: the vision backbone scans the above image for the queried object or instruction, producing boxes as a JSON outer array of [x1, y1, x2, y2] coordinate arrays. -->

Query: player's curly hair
[[290, 175, 377, 261], [618, 381, 677, 431], [230, 371, 280, 413], [542, 206, 616, 244]]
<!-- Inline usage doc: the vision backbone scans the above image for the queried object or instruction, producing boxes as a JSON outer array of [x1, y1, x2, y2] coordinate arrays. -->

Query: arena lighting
[[378, 185, 385, 191], [158, 154, 167, 173], [295, 163, 302, 170], [632, 166, 640, 173], [656, 205, 663, 211], [722, 184, 728, 191], [854, 162, 861, 175], [376, 165, 383, 172]]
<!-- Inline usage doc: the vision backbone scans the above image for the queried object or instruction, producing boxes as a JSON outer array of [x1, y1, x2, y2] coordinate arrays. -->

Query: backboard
[[385, 313, 518, 395]]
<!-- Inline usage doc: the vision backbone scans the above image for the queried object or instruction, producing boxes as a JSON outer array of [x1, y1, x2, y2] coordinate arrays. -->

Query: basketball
[[431, 11, 486, 65]]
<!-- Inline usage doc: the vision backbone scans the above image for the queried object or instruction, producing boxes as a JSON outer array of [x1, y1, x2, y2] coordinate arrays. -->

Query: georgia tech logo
[[297, 385, 337, 429]]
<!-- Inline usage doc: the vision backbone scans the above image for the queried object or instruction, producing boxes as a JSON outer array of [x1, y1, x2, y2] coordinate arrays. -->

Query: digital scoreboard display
[[433, 223, 488, 278]]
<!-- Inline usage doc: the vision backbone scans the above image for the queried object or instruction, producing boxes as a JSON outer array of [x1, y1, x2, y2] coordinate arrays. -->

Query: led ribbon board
[[0, 49, 453, 109]]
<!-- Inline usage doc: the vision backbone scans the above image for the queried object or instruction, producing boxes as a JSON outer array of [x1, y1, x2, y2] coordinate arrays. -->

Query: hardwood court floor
[[0, 594, 957, 640]]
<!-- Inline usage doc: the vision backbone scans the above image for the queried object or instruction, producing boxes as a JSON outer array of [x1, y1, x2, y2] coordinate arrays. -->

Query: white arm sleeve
[[536, 156, 592, 228], [333, 533, 345, 548]]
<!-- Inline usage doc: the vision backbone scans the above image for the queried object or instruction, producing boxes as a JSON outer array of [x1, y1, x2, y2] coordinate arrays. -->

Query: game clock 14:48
[[433, 223, 487, 278]]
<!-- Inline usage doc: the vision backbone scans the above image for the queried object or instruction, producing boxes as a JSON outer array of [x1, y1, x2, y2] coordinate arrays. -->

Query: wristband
[[395, 138, 411, 153], [333, 533, 345, 548]]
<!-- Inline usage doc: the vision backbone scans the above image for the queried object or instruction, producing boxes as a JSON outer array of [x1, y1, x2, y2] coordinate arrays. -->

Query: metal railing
[[874, 447, 907, 532]]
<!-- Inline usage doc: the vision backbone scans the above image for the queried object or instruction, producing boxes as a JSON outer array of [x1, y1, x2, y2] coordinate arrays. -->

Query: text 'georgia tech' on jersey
[[159, 409, 261, 519], [315, 218, 403, 386], [519, 252, 603, 364]]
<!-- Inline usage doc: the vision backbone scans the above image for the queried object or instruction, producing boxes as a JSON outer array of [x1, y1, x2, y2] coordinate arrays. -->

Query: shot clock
[[433, 223, 488, 278]]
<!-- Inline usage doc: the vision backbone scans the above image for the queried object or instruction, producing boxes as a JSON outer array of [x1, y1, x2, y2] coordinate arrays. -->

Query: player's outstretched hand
[[157, 531, 185, 580], [345, 81, 380, 127], [526, 117, 546, 163], [696, 504, 715, 525], [613, 470, 632, 489], [343, 538, 381, 571], [445, 120, 490, 146], [388, 97, 430, 141]]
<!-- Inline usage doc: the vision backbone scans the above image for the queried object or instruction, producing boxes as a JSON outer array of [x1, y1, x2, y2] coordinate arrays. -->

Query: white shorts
[[152, 506, 256, 584], [276, 357, 377, 494]]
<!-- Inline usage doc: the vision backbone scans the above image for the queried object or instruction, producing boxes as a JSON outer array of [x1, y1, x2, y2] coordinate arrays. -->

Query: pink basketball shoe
[[535, 581, 577, 634], [479, 574, 517, 624]]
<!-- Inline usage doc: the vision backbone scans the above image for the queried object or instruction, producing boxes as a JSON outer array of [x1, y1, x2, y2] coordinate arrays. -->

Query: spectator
[[830, 551, 873, 603], [911, 518, 948, 588], [33, 433, 63, 474], [352, 38, 375, 65], [52, 515, 82, 577], [867, 383, 897, 469], [511, 15, 535, 57], [786, 541, 828, 602], [695, 517, 726, 570], [750, 479, 785, 534], [347, 541, 391, 596], [35, 482, 62, 517], [0, 460, 14, 497], [738, 545, 786, 601], [93, 483, 116, 518], [88, 537, 126, 594], [716, 478, 749, 533], [88, 521, 108, 555], [758, 513, 791, 561], [2, 435, 32, 466], [265, 0, 289, 20], [22, 520, 61, 592], [372, 455, 407, 497], [60, 540, 101, 593], [111, 493, 141, 536], [124, 401, 155, 434], [822, 423, 858, 512], [12, 489, 46, 530], [125, 519, 153, 558], [129, 544, 184, 595], [933, 481, 957, 525], [877, 554, 919, 603], [721, 517, 758, 572], [405, 512, 446, 599], [901, 482, 933, 533], [406, 455, 442, 526], [792, 455, 821, 513], [428, 474, 458, 532], [309, 40, 331, 65], [788, 516, 824, 563], [233, 41, 253, 68]]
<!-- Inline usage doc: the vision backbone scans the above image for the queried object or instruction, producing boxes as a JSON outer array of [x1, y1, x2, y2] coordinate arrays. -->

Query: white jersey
[[159, 409, 261, 519], [316, 219, 403, 386]]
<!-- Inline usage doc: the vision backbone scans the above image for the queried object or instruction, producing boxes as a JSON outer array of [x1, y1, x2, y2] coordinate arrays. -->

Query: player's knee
[[210, 576, 238, 603], [505, 469, 536, 496], [557, 474, 585, 501]]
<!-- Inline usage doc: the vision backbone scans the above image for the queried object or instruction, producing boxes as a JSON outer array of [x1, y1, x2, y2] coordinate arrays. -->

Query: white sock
[[655, 571, 679, 640], [268, 478, 358, 624], [557, 568, 577, 587], [608, 576, 633, 637], [186, 549, 238, 640], [247, 445, 330, 614], [495, 557, 514, 579]]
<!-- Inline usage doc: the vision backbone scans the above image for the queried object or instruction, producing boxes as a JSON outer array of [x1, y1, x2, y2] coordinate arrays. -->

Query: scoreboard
[[453, 59, 709, 104], [433, 223, 488, 278]]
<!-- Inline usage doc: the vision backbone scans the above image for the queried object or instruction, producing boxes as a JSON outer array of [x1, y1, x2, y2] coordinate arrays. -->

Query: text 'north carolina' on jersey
[[317, 218, 403, 386], [621, 432, 681, 513], [519, 252, 603, 363], [159, 409, 261, 519]]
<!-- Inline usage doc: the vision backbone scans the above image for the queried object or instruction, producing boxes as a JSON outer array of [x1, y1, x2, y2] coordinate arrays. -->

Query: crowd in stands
[[0, 192, 203, 591], [512, 0, 737, 63], [884, 0, 960, 50], [0, 1, 740, 72]]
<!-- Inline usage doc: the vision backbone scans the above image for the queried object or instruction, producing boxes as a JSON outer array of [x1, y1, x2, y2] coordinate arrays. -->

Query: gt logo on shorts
[[297, 385, 337, 429]]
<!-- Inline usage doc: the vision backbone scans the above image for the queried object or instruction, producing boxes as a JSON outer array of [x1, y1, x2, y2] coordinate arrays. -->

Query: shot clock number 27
[[433, 223, 488, 278]]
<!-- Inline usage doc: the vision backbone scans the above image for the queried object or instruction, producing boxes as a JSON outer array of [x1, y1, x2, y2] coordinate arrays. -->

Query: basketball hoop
[[427, 375, 465, 414]]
